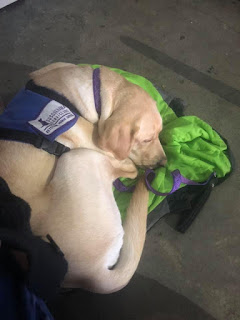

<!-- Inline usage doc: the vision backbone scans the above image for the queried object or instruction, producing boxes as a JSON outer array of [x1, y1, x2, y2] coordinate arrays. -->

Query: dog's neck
[[30, 66, 125, 126], [30, 66, 99, 124]]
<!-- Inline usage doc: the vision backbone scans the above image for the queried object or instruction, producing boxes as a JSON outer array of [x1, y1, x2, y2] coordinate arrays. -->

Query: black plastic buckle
[[34, 136, 70, 157]]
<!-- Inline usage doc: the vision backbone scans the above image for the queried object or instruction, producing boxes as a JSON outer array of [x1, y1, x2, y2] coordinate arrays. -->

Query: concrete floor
[[0, 1, 240, 319]]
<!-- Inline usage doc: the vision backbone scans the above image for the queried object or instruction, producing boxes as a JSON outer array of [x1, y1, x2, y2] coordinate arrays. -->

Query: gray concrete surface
[[0, 1, 240, 319], [48, 274, 217, 320]]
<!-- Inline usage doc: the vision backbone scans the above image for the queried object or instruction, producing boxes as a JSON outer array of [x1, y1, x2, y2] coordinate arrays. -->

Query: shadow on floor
[[0, 60, 35, 105], [48, 274, 216, 320]]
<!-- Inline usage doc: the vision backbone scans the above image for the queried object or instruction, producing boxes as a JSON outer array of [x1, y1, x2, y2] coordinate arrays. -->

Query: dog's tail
[[90, 177, 149, 294]]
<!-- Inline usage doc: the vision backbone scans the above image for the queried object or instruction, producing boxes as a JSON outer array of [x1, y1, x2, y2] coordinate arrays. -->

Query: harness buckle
[[34, 136, 70, 157], [34, 135, 48, 149]]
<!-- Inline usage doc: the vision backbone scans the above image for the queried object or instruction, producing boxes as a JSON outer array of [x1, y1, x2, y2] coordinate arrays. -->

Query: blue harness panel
[[0, 89, 79, 142]]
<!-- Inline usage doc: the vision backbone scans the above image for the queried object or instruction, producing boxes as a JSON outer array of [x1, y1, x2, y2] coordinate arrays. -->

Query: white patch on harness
[[28, 100, 75, 135]]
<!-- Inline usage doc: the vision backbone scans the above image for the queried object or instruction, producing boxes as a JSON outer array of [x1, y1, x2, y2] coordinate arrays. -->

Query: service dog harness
[[0, 68, 215, 195]]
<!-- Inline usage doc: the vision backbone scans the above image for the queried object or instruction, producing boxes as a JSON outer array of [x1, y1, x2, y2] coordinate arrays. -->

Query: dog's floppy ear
[[98, 117, 138, 160]]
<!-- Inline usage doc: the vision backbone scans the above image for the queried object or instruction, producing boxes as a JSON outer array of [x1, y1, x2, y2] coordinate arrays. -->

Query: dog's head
[[30, 63, 167, 168], [98, 85, 166, 169]]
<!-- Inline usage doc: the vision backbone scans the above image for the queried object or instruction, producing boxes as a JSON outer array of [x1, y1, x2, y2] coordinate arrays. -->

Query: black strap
[[26, 80, 81, 116], [0, 128, 70, 157], [175, 175, 218, 233], [0, 81, 77, 157]]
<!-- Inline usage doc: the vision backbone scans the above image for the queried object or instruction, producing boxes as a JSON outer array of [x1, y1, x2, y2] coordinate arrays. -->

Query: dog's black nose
[[157, 157, 167, 167], [148, 157, 167, 169]]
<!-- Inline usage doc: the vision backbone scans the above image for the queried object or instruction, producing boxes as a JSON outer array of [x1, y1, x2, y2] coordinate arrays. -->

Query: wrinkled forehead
[[148, 99, 162, 123], [153, 109, 162, 129], [130, 91, 163, 133], [144, 104, 162, 128], [136, 109, 163, 137]]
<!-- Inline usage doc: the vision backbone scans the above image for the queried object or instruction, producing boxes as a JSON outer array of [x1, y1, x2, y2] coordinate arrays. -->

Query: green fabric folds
[[83, 65, 232, 219]]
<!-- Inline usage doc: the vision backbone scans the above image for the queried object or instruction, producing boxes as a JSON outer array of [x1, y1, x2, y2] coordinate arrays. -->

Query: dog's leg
[[83, 176, 149, 294]]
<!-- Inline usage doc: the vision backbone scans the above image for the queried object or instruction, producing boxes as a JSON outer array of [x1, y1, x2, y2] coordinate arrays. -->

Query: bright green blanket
[[87, 65, 232, 219]]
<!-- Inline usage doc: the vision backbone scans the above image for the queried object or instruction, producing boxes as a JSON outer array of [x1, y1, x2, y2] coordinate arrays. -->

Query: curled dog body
[[0, 63, 165, 291]]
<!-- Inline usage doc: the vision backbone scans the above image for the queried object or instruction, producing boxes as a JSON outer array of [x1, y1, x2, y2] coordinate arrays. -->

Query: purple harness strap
[[93, 68, 102, 117], [144, 169, 216, 196], [93, 68, 216, 196], [113, 170, 216, 196], [113, 178, 135, 193]]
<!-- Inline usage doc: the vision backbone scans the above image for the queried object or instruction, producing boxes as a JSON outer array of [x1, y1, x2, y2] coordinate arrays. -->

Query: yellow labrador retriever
[[0, 63, 165, 291], [0, 63, 166, 228]]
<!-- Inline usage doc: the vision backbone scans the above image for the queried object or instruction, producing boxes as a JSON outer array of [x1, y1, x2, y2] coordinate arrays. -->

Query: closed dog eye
[[143, 139, 152, 143]]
